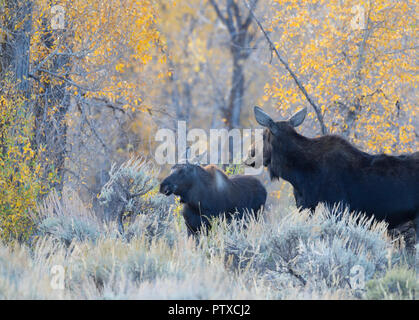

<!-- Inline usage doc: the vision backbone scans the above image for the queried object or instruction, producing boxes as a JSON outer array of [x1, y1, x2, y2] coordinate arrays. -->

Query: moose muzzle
[[159, 181, 176, 196]]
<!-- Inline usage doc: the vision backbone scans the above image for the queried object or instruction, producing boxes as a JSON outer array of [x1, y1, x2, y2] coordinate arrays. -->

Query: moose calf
[[160, 163, 267, 236]]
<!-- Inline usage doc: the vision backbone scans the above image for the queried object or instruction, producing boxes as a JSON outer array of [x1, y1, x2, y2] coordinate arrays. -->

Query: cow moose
[[246, 106, 419, 240], [159, 158, 267, 236]]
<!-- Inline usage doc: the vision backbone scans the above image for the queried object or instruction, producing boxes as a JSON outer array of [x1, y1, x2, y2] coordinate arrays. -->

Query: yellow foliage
[[0, 80, 53, 243], [267, 0, 418, 154], [31, 0, 161, 111]]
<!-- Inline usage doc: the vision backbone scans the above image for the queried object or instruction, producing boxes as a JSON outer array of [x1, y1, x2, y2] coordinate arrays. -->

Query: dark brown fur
[[248, 107, 419, 237], [160, 163, 267, 235]]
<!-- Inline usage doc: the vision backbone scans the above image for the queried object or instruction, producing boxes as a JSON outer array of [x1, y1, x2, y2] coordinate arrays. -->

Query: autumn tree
[[150, 0, 268, 133], [29, 0, 162, 199], [0, 0, 32, 95], [263, 0, 417, 154], [0, 0, 162, 239]]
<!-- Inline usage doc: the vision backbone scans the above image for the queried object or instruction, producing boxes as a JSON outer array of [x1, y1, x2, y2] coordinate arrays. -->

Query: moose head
[[246, 106, 307, 178], [159, 149, 207, 199]]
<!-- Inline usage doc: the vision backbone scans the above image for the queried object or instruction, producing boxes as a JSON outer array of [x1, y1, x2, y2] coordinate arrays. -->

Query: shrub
[[0, 79, 53, 243], [366, 266, 418, 300], [35, 190, 103, 245], [203, 204, 392, 295], [3, 175, 411, 299], [98, 157, 170, 233], [36, 184, 177, 246], [0, 238, 69, 299]]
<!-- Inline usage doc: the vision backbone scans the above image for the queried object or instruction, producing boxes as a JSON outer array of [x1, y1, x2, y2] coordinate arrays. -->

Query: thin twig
[[76, 94, 112, 154], [244, 1, 327, 135]]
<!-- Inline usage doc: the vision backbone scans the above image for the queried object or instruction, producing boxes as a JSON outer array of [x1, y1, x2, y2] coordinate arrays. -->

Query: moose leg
[[293, 188, 303, 208], [293, 188, 317, 214], [182, 206, 200, 238], [184, 220, 197, 238], [113, 201, 126, 236], [117, 207, 125, 235], [186, 226, 195, 238], [183, 216, 200, 246]]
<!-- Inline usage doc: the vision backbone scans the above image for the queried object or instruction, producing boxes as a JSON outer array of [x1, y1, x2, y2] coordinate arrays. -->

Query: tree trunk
[[0, 0, 32, 98], [32, 12, 71, 193], [209, 0, 257, 130], [226, 58, 245, 129]]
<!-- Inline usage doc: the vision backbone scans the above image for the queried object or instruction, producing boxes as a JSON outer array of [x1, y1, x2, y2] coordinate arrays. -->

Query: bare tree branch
[[244, 1, 327, 135], [76, 94, 112, 154], [242, 0, 259, 30], [209, 0, 228, 26]]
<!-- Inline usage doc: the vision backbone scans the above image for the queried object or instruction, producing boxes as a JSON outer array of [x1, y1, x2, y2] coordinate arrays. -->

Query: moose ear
[[188, 149, 207, 165], [181, 146, 191, 164], [254, 106, 279, 135], [289, 107, 307, 127], [194, 150, 207, 165]]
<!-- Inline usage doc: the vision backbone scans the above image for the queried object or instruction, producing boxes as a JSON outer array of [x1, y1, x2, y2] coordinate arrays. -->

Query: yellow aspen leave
[[267, 0, 418, 154], [31, 0, 161, 110], [1, 0, 162, 243], [0, 79, 54, 243]]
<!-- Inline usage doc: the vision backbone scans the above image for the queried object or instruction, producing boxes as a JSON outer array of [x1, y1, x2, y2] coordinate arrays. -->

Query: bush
[[0, 79, 53, 243], [0, 238, 69, 299], [3, 170, 412, 299], [98, 157, 170, 234], [366, 266, 418, 300], [35, 190, 103, 245], [203, 204, 392, 295], [36, 185, 177, 246]]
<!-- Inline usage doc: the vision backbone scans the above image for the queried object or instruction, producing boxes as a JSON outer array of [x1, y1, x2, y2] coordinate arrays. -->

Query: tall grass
[[1, 159, 416, 300], [1, 192, 415, 299]]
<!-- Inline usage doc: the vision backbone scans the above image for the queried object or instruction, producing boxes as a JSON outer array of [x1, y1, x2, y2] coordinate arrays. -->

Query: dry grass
[[1, 184, 416, 300]]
